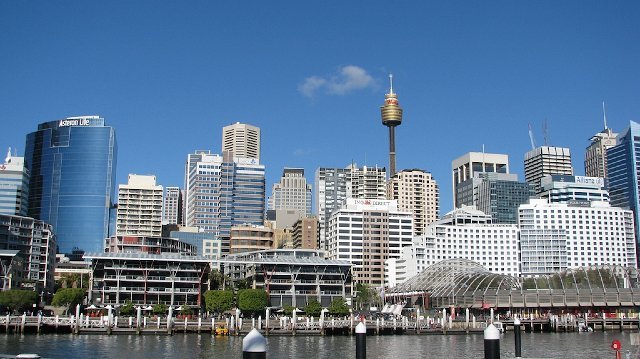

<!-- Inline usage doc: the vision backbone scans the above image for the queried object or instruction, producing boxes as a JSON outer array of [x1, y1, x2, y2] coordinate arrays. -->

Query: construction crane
[[528, 123, 536, 150]]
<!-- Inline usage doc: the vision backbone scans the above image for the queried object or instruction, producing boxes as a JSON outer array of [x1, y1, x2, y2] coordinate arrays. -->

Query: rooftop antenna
[[528, 123, 536, 150], [389, 74, 394, 94], [543, 119, 549, 146], [602, 101, 609, 130]]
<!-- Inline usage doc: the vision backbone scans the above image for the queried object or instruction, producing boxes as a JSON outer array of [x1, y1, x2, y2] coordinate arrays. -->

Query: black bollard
[[484, 323, 500, 359], [355, 322, 366, 359], [514, 317, 521, 359], [242, 328, 266, 359]]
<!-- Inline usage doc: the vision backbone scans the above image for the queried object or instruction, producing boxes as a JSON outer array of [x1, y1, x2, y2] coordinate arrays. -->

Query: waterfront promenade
[[2, 312, 639, 336]]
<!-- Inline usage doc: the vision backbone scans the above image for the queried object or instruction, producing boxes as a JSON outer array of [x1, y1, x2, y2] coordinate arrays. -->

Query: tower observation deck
[[380, 74, 403, 177]]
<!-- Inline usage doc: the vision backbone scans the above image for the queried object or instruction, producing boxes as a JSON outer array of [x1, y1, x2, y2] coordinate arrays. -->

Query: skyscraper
[[585, 128, 617, 179], [585, 103, 618, 179], [387, 169, 439, 236], [25, 116, 117, 254], [380, 75, 403, 177], [607, 120, 640, 264], [475, 172, 535, 224], [268, 168, 312, 216], [163, 186, 183, 225], [222, 122, 260, 161], [184, 151, 265, 254], [524, 146, 573, 194], [0, 148, 29, 216], [451, 152, 509, 208], [116, 174, 163, 237]]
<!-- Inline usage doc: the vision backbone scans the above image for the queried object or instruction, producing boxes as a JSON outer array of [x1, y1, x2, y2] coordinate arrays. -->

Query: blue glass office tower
[[25, 116, 117, 255], [607, 120, 640, 265]]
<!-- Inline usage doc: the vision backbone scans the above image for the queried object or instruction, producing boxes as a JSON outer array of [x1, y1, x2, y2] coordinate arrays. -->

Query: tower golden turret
[[380, 74, 403, 177]]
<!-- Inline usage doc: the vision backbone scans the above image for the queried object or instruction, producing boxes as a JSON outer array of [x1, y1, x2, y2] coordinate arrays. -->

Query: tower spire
[[389, 74, 394, 95], [602, 101, 608, 130]]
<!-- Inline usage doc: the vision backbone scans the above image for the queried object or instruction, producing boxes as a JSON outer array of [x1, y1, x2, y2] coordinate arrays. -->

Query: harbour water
[[1, 331, 638, 358]]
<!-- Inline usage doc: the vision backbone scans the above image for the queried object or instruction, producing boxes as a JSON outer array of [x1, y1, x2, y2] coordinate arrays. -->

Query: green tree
[[282, 304, 294, 316], [0, 290, 37, 313], [204, 290, 233, 316], [51, 288, 85, 311], [328, 297, 350, 316], [304, 299, 322, 318], [119, 301, 135, 316], [237, 289, 268, 317], [235, 278, 251, 290], [152, 303, 167, 315], [209, 269, 225, 290]]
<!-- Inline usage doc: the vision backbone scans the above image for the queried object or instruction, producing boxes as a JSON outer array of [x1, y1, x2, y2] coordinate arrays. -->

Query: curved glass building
[[25, 116, 117, 254]]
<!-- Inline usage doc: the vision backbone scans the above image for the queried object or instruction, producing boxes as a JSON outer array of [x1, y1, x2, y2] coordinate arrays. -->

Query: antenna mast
[[543, 119, 549, 146], [602, 101, 608, 130]]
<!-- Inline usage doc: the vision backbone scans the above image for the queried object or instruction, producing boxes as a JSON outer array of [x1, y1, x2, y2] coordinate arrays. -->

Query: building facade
[[326, 199, 413, 286], [105, 235, 197, 255], [0, 149, 29, 216], [229, 224, 274, 255], [0, 214, 57, 292], [387, 169, 439, 236], [292, 217, 318, 250], [268, 168, 312, 217], [607, 121, 640, 265], [25, 116, 117, 254], [116, 174, 163, 237], [452, 152, 509, 209], [163, 186, 183, 225], [518, 199, 636, 275], [585, 127, 617, 178], [539, 175, 609, 203], [185, 151, 265, 254], [475, 173, 536, 224], [524, 146, 574, 194], [222, 122, 260, 161], [315, 167, 350, 252]]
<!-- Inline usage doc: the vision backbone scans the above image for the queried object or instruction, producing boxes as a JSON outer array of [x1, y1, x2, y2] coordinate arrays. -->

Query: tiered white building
[[116, 174, 163, 237]]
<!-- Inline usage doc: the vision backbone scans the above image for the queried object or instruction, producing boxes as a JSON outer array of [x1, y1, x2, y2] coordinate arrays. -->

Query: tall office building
[[0, 148, 29, 216], [387, 169, 439, 236], [268, 168, 312, 216], [222, 122, 260, 161], [326, 199, 413, 286], [315, 167, 350, 251], [184, 151, 265, 254], [163, 186, 183, 225], [524, 146, 574, 194], [475, 173, 536, 224], [607, 121, 640, 263], [25, 116, 117, 254], [452, 152, 509, 209], [585, 127, 617, 178], [116, 174, 163, 237], [315, 164, 387, 252]]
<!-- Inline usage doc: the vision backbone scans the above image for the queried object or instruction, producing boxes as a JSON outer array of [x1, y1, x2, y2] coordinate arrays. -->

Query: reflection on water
[[0, 331, 638, 358]]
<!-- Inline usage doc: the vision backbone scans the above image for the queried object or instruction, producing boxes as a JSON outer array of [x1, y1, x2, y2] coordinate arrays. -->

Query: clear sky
[[1, 1, 639, 214]]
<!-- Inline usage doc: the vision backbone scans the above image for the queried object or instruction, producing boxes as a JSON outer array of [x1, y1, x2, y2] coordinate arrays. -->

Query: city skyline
[[1, 2, 639, 214]]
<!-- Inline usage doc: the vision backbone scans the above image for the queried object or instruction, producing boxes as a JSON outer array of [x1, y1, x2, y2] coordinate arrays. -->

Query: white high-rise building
[[539, 175, 609, 204], [518, 199, 636, 276], [348, 164, 387, 200], [117, 174, 163, 237], [524, 146, 574, 194], [326, 198, 413, 286], [452, 152, 509, 208], [222, 122, 260, 161], [268, 168, 312, 216], [163, 186, 183, 225], [0, 148, 29, 216], [387, 169, 439, 236]]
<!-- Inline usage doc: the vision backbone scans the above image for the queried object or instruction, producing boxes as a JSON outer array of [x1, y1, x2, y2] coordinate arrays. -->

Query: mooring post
[[355, 321, 366, 359], [484, 323, 500, 359], [514, 317, 522, 359], [242, 328, 266, 359]]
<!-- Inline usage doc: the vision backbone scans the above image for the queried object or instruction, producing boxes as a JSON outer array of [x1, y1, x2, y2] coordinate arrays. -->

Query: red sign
[[611, 339, 621, 350]]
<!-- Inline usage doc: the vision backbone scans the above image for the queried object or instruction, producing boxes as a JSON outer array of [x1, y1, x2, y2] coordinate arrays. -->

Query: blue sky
[[1, 1, 639, 214]]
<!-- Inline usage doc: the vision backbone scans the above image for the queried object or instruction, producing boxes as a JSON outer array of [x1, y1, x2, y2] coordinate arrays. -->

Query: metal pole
[[242, 328, 266, 359], [514, 317, 522, 359], [356, 322, 366, 359], [484, 323, 500, 359]]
